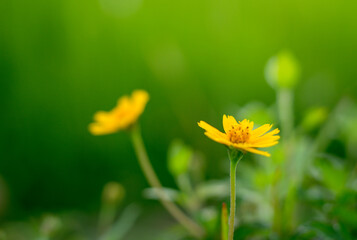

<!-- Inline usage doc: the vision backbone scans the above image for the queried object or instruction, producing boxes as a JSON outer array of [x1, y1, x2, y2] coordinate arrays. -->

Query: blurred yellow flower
[[89, 90, 149, 135], [198, 115, 279, 157]]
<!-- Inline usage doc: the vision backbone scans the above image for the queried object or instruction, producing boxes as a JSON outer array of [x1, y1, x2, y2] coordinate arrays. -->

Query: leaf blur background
[[1, 0, 357, 239]]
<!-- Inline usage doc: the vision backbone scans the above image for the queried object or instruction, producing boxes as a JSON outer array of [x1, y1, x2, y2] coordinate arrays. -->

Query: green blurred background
[[0, 0, 356, 222]]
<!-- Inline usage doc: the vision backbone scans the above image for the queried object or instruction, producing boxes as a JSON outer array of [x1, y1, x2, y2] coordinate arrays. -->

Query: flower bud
[[102, 182, 125, 205], [265, 50, 300, 89]]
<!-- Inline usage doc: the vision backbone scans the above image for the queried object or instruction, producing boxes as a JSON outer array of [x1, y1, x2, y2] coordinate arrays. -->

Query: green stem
[[98, 202, 116, 232], [130, 124, 205, 238], [277, 89, 294, 141], [271, 168, 281, 234], [277, 88, 295, 235], [228, 150, 243, 240]]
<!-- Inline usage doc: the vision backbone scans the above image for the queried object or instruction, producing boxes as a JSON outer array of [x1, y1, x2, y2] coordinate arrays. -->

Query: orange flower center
[[115, 109, 130, 119], [227, 124, 250, 143]]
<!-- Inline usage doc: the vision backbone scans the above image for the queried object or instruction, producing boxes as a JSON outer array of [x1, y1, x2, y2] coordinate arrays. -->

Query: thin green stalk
[[277, 89, 294, 141], [271, 168, 281, 234], [276, 88, 295, 235], [98, 202, 117, 232], [130, 124, 205, 238], [228, 149, 243, 240]]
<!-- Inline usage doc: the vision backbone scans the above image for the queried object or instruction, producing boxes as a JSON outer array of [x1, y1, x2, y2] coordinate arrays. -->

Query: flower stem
[[130, 124, 205, 238], [277, 89, 294, 141], [228, 149, 243, 240], [277, 88, 295, 235]]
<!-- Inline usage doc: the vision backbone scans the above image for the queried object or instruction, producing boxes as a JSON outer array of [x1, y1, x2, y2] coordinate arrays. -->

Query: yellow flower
[[89, 90, 149, 135], [198, 115, 280, 157]]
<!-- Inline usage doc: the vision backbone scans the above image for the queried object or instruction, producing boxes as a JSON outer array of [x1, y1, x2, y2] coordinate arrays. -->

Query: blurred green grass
[[0, 0, 357, 223]]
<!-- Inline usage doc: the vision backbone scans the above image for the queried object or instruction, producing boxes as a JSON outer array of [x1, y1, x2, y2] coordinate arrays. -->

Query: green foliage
[[1, 0, 357, 237], [168, 140, 193, 177], [315, 157, 348, 196], [301, 107, 328, 132]]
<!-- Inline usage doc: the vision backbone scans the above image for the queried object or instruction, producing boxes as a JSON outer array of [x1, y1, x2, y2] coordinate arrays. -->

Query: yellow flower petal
[[198, 115, 279, 157], [251, 135, 280, 144], [251, 124, 273, 137], [250, 141, 279, 148], [116, 96, 130, 109], [132, 90, 150, 113], [89, 123, 116, 135], [94, 111, 114, 123], [251, 129, 280, 144], [89, 90, 149, 135], [198, 121, 226, 139], [132, 90, 150, 103], [244, 147, 271, 157], [249, 121, 254, 131], [223, 115, 238, 133], [204, 132, 231, 146]]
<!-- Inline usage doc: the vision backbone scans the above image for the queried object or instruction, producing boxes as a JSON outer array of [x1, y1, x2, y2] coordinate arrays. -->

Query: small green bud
[[265, 50, 300, 89], [102, 182, 125, 205]]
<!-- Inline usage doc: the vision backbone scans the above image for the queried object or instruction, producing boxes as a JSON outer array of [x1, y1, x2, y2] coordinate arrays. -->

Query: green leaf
[[301, 107, 328, 132], [99, 204, 141, 240], [315, 157, 348, 196], [196, 180, 229, 200]]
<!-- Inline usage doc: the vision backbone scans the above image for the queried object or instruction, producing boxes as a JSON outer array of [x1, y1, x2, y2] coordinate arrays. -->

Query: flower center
[[228, 124, 250, 143], [116, 109, 130, 119]]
